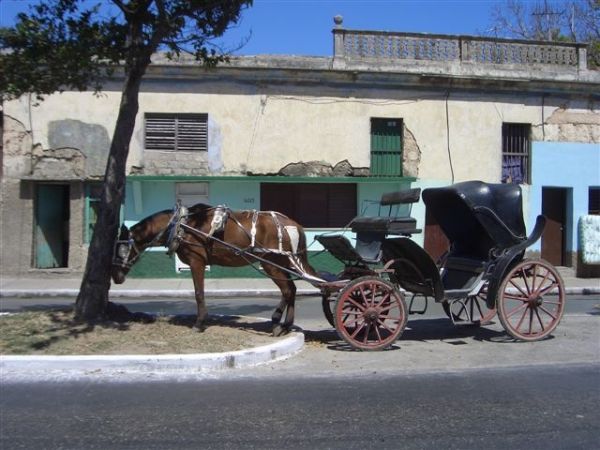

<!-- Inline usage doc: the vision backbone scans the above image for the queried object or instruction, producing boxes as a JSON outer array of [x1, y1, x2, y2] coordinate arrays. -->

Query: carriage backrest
[[422, 181, 527, 260]]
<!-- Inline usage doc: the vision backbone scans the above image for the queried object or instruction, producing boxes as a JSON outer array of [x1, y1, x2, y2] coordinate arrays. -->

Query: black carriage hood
[[422, 181, 527, 258]]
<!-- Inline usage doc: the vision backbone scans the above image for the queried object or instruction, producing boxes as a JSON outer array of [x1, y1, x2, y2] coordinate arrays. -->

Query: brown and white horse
[[111, 204, 320, 336]]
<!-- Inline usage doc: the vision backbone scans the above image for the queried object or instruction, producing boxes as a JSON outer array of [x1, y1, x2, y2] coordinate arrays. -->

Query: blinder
[[113, 235, 140, 269]]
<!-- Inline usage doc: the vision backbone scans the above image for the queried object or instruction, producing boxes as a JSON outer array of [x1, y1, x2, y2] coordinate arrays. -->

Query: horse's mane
[[131, 209, 172, 233], [131, 203, 215, 234]]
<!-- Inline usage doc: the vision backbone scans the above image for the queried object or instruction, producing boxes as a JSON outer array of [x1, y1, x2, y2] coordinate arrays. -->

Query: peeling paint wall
[[1, 65, 598, 277]]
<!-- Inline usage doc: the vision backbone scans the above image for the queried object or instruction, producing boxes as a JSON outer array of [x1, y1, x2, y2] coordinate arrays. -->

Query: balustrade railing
[[333, 26, 587, 70]]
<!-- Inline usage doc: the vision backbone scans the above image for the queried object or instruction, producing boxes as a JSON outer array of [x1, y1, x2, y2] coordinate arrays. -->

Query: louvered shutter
[[370, 118, 403, 177], [145, 113, 208, 151]]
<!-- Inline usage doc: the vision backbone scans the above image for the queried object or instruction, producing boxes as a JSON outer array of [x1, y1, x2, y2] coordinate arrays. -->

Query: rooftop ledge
[[147, 28, 599, 91]]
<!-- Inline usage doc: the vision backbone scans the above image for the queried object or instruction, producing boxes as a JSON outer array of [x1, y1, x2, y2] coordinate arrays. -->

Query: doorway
[[34, 184, 70, 268], [541, 187, 568, 266]]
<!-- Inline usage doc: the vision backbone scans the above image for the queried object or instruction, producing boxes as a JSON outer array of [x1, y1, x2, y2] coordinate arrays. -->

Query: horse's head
[[111, 224, 140, 284]]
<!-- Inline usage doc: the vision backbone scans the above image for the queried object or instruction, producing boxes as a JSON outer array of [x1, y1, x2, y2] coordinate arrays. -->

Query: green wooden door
[[35, 184, 69, 268], [370, 118, 402, 177]]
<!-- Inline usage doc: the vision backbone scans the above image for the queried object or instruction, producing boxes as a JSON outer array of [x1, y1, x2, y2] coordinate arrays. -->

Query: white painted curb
[[0, 288, 321, 298], [0, 332, 304, 380]]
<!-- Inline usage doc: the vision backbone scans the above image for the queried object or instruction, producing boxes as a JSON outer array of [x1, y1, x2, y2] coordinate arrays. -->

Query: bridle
[[113, 231, 143, 269], [112, 204, 188, 270]]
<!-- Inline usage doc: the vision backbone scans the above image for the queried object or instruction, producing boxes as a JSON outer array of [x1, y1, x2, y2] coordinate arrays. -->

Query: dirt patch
[[0, 308, 282, 355]]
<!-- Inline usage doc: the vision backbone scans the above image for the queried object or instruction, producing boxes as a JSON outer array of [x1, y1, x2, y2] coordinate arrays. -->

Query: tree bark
[[75, 57, 150, 320]]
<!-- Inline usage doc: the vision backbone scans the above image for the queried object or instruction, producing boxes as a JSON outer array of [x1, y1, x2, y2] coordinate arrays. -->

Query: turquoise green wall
[[123, 176, 439, 278]]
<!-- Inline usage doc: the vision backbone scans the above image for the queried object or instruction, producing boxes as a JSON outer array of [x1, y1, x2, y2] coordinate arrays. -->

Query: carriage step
[[444, 288, 474, 299]]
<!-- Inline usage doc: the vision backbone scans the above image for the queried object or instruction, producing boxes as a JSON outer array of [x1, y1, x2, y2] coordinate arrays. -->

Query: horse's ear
[[119, 224, 129, 238]]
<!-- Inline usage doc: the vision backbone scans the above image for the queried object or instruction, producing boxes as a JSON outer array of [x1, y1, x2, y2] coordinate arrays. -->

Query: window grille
[[145, 113, 208, 152], [502, 123, 531, 184]]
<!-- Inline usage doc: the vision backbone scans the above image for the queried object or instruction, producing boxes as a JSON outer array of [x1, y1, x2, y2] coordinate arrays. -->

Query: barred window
[[145, 113, 208, 152], [502, 123, 531, 184]]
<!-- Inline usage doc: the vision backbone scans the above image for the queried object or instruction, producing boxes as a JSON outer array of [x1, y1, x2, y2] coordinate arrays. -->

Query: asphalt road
[[1, 364, 598, 450], [1, 294, 598, 323]]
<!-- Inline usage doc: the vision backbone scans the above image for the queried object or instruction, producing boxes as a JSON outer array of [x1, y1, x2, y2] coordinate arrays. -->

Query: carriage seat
[[351, 188, 422, 236]]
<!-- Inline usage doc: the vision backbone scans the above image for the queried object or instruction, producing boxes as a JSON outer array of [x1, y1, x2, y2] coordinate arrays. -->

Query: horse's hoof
[[272, 325, 289, 337]]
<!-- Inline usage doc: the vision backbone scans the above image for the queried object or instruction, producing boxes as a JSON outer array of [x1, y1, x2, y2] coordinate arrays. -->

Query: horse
[[111, 203, 321, 336]]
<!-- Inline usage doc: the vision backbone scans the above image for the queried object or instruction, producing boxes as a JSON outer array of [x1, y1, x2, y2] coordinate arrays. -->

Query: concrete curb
[[0, 331, 305, 381], [1, 286, 598, 298], [0, 288, 321, 298]]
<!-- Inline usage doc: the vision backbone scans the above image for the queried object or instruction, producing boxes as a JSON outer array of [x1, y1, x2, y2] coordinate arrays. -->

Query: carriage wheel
[[497, 259, 565, 341], [334, 277, 408, 351], [442, 283, 496, 325], [322, 294, 336, 328]]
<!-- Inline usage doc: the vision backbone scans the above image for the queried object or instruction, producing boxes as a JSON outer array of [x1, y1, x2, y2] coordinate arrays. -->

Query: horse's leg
[[189, 260, 208, 332], [262, 262, 297, 336]]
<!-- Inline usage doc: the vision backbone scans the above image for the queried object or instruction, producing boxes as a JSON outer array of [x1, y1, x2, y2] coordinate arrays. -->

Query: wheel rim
[[498, 260, 565, 341], [443, 284, 496, 325], [335, 278, 407, 351], [322, 294, 336, 327]]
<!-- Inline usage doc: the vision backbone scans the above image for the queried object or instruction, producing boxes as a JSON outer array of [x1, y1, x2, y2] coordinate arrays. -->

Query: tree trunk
[[75, 59, 149, 320]]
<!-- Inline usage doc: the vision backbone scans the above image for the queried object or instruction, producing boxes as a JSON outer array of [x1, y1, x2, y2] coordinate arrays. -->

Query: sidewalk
[[1, 269, 598, 381], [1, 267, 599, 298]]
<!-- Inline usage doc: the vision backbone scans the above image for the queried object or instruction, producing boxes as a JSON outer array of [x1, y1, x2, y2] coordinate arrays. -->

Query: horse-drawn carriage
[[112, 180, 565, 351]]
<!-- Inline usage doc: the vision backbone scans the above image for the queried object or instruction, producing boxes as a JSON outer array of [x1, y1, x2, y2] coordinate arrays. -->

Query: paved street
[[1, 364, 599, 449], [1, 294, 599, 381], [2, 293, 599, 449]]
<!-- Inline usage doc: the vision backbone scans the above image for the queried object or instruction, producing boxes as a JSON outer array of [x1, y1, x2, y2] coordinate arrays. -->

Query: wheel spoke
[[343, 315, 362, 328], [358, 285, 368, 306], [515, 305, 529, 331], [530, 264, 538, 292], [378, 312, 399, 321], [539, 300, 561, 306], [528, 307, 534, 334], [509, 278, 529, 298], [374, 324, 383, 342], [531, 268, 551, 297], [520, 268, 532, 295], [506, 303, 527, 319], [349, 321, 366, 338], [378, 302, 398, 314], [538, 304, 558, 320], [377, 318, 397, 333], [504, 293, 527, 301], [346, 296, 367, 312], [362, 323, 372, 344], [536, 281, 560, 297], [534, 307, 545, 331], [374, 291, 391, 308]]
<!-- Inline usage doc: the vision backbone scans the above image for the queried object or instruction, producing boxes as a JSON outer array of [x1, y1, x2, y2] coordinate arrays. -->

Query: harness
[[114, 204, 323, 284], [165, 203, 190, 255]]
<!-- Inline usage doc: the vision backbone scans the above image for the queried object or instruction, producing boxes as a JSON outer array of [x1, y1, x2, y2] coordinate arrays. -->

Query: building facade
[[2, 20, 599, 278]]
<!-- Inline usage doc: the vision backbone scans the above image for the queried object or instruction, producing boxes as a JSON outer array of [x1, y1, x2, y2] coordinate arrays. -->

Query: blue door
[[35, 184, 69, 268]]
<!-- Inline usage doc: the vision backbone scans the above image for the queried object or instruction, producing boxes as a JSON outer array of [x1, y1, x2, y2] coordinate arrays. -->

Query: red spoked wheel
[[497, 259, 565, 341], [334, 277, 408, 351], [442, 283, 496, 325]]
